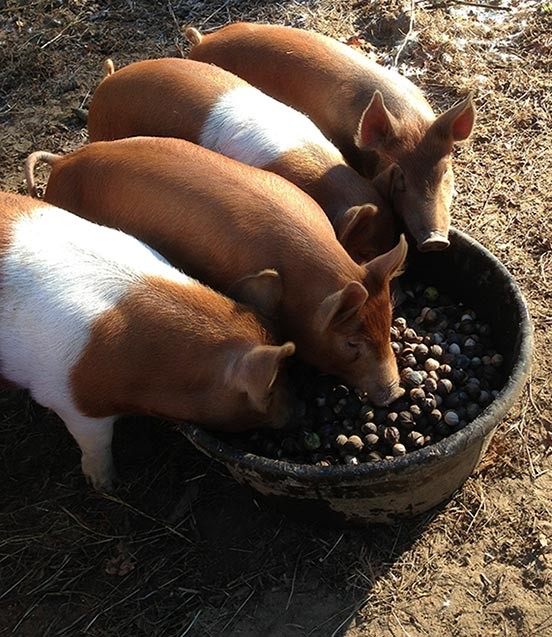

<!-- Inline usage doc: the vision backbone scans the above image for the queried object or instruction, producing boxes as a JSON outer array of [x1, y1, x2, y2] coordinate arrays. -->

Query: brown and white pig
[[87, 57, 396, 264], [0, 191, 295, 489], [186, 23, 476, 252], [25, 136, 408, 406]]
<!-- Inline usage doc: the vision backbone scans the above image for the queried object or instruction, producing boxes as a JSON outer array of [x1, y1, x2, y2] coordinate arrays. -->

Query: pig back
[[43, 137, 352, 296], [189, 23, 434, 165], [88, 58, 247, 143]]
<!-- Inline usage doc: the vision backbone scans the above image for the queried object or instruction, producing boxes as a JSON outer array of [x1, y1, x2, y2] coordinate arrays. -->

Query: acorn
[[401, 352, 417, 368], [424, 358, 440, 372], [423, 286, 439, 302], [316, 458, 332, 467], [366, 451, 383, 462], [414, 343, 429, 361], [384, 426, 401, 445], [444, 410, 460, 427], [333, 384, 349, 399], [363, 433, 380, 449], [345, 435, 364, 454], [409, 387, 426, 403], [392, 443, 407, 457], [470, 356, 482, 369], [465, 380, 481, 400], [429, 344, 443, 359], [419, 306, 432, 321], [359, 405, 375, 421], [448, 343, 461, 356], [361, 421, 378, 435], [421, 394, 437, 412], [335, 434, 348, 449], [398, 410, 415, 429], [390, 397, 410, 413], [437, 378, 453, 395], [401, 369, 424, 388], [409, 404, 423, 419], [407, 431, 425, 448], [303, 432, 321, 451], [390, 326, 402, 340], [393, 317, 407, 331], [438, 364, 452, 377], [428, 409, 442, 425], [479, 390, 492, 407], [455, 354, 471, 369], [491, 353, 504, 368], [423, 308, 438, 324], [424, 377, 438, 393], [403, 328, 418, 342], [431, 332, 445, 345]]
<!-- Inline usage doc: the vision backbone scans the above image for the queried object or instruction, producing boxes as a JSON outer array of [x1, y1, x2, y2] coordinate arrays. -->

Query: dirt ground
[[0, 1, 550, 635]]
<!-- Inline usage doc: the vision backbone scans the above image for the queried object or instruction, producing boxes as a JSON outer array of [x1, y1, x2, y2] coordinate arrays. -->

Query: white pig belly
[[0, 204, 191, 412], [199, 85, 340, 167]]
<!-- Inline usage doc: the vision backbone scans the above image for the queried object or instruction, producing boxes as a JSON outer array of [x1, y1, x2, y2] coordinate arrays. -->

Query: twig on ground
[[394, 0, 416, 68], [179, 609, 202, 637]]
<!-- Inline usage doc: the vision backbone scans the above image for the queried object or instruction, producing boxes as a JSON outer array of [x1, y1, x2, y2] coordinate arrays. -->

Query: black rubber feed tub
[[177, 228, 533, 526]]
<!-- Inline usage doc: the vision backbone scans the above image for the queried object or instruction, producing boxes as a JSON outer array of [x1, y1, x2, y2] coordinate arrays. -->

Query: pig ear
[[363, 234, 408, 284], [234, 342, 295, 413], [355, 91, 400, 150], [336, 204, 379, 259], [430, 95, 475, 144], [318, 281, 369, 334], [372, 163, 402, 200], [229, 269, 282, 317]]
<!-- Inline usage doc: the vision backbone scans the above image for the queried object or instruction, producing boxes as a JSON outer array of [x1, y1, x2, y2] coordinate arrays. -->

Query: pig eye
[[347, 341, 361, 361]]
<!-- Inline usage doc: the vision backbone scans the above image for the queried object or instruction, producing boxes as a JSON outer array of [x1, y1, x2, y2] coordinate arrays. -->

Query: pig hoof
[[82, 459, 117, 492], [85, 471, 117, 493]]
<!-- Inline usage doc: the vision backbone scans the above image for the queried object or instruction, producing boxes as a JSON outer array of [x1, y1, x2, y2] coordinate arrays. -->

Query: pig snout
[[417, 231, 450, 252], [371, 382, 405, 407], [357, 359, 405, 407]]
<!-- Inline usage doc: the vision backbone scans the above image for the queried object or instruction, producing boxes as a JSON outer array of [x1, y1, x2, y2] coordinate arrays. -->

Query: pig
[[186, 23, 476, 252], [87, 57, 396, 264], [0, 191, 295, 490], [25, 136, 408, 406]]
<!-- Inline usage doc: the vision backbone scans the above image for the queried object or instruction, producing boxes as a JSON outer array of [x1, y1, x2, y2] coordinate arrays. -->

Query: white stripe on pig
[[0, 205, 192, 412], [199, 85, 340, 167]]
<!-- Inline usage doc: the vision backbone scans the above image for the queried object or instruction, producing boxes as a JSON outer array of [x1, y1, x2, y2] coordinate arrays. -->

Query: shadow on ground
[[0, 388, 438, 636]]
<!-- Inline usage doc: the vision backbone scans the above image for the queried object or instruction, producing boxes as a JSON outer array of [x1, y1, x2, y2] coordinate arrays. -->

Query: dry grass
[[0, 1, 551, 635]]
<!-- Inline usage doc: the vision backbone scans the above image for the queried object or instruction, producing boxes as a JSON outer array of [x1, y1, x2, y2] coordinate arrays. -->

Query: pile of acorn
[[225, 282, 505, 466]]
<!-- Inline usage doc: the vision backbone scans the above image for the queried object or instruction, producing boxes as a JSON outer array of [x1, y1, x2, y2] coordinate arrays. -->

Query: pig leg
[[60, 411, 117, 491]]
